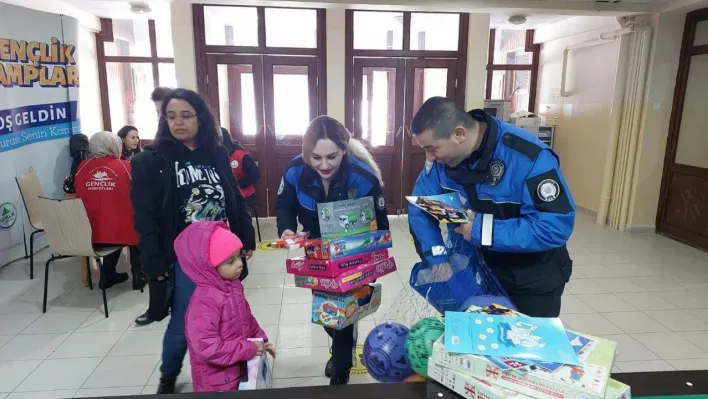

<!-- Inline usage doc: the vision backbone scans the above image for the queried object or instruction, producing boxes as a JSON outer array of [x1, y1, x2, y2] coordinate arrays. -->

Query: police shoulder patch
[[537, 179, 560, 202], [377, 195, 386, 210], [277, 177, 285, 195]]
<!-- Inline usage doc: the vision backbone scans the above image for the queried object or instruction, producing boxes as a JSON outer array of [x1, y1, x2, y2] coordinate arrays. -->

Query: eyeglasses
[[165, 113, 198, 124]]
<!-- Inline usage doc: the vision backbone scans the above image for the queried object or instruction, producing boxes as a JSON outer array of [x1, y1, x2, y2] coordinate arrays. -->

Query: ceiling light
[[130, 3, 152, 14], [508, 15, 528, 25]]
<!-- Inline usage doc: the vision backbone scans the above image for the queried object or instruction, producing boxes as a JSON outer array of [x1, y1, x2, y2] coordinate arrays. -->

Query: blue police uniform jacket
[[276, 154, 389, 239], [409, 110, 575, 295]]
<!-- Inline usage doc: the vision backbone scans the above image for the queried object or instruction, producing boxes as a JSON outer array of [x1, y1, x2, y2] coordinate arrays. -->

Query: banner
[[0, 3, 81, 268]]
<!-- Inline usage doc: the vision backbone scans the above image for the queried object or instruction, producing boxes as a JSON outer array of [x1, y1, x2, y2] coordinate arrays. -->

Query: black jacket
[[130, 139, 256, 279], [276, 154, 389, 239]]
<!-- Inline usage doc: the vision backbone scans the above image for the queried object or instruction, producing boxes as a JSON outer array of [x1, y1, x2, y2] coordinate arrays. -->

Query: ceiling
[[62, 0, 677, 20]]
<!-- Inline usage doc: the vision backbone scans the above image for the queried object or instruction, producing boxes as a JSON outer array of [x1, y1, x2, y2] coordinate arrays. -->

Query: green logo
[[0, 202, 17, 229]]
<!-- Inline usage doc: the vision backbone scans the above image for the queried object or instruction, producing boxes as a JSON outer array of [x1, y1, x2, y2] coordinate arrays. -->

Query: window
[[96, 18, 176, 138], [486, 29, 540, 114]]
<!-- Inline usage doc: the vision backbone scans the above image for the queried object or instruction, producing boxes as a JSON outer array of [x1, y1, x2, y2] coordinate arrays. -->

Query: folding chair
[[37, 197, 122, 318], [15, 170, 46, 279]]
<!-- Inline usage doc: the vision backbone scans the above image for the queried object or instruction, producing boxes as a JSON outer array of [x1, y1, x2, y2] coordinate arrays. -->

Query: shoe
[[135, 311, 154, 326], [98, 272, 129, 289], [157, 374, 177, 394], [132, 273, 148, 290], [329, 373, 350, 385], [324, 358, 333, 378]]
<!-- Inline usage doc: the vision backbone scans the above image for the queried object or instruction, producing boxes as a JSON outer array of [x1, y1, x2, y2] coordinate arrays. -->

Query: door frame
[[656, 7, 708, 249]]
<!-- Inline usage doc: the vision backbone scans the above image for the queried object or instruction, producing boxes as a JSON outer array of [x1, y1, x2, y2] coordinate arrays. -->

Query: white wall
[[465, 13, 490, 110], [0, 0, 100, 31], [536, 17, 621, 212], [171, 3, 197, 91], [78, 27, 103, 134], [326, 8, 346, 121]]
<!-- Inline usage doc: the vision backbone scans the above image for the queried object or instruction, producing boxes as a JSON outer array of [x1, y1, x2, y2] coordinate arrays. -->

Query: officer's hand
[[453, 210, 476, 242], [280, 229, 296, 240]]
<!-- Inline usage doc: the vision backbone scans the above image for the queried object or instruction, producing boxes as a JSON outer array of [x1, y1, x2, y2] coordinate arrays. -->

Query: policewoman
[[408, 97, 574, 317], [276, 115, 389, 385]]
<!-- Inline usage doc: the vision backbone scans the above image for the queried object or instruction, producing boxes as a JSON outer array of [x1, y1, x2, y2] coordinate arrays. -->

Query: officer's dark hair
[[151, 86, 173, 102], [410, 96, 477, 139]]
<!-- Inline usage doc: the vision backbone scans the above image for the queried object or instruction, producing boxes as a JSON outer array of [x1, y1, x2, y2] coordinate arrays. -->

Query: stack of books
[[427, 304, 631, 399], [284, 196, 396, 330]]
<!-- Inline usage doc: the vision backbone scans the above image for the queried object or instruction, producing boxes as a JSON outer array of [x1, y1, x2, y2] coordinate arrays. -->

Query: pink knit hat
[[208, 226, 243, 267]]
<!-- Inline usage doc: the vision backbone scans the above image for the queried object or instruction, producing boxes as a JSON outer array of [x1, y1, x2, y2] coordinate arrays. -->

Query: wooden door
[[401, 58, 459, 212], [262, 56, 319, 216], [656, 8, 708, 250], [352, 58, 406, 214]]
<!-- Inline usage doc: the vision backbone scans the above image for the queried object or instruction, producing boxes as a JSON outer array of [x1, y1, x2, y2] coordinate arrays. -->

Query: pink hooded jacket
[[175, 221, 268, 392]]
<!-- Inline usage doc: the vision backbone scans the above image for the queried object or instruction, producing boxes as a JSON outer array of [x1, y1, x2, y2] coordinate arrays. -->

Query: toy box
[[318, 196, 378, 239], [286, 249, 389, 278], [311, 283, 382, 329], [238, 339, 272, 390], [304, 230, 392, 261], [428, 362, 631, 399], [294, 257, 396, 293]]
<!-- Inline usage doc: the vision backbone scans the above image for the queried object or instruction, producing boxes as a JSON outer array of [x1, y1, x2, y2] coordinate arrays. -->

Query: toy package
[[304, 230, 392, 261], [428, 362, 631, 399], [406, 193, 469, 223], [286, 249, 389, 278], [317, 196, 378, 239], [268, 232, 309, 250], [430, 306, 617, 399], [238, 339, 272, 390], [311, 283, 382, 329], [294, 257, 397, 293]]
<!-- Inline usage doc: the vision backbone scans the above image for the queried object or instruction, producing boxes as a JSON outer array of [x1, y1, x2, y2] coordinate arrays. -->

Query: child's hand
[[265, 342, 276, 358], [253, 340, 265, 356]]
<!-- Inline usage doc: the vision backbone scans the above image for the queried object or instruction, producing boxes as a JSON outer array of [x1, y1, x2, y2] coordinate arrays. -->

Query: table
[[85, 370, 708, 398]]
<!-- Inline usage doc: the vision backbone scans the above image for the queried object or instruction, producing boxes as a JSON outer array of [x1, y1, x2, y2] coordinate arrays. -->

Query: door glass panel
[[492, 29, 532, 65], [694, 20, 708, 46], [104, 20, 151, 57], [410, 13, 460, 51], [353, 11, 403, 50], [204, 6, 258, 46], [490, 70, 531, 114], [158, 63, 177, 88], [105, 62, 156, 137], [675, 54, 708, 168], [359, 67, 398, 147], [265, 8, 317, 48], [412, 68, 448, 116], [272, 65, 310, 142], [216, 64, 258, 144]]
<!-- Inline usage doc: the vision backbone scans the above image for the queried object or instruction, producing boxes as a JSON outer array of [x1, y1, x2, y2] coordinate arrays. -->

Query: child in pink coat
[[175, 221, 275, 392]]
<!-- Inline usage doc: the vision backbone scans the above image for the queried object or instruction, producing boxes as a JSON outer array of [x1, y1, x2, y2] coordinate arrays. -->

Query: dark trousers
[[101, 246, 141, 277], [160, 258, 249, 377], [324, 323, 357, 376], [507, 284, 565, 317]]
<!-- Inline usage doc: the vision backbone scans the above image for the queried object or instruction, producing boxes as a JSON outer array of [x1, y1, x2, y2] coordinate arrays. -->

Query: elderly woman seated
[[75, 131, 145, 290]]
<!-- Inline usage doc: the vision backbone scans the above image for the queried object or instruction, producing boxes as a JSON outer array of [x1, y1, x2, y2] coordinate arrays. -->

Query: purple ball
[[459, 295, 517, 311], [363, 322, 415, 383]]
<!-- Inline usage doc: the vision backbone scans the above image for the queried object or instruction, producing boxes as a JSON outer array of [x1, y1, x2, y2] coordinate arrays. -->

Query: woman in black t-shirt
[[131, 89, 255, 395]]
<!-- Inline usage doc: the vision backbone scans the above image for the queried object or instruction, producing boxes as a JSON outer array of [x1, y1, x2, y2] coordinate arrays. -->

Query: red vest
[[75, 157, 138, 246], [230, 149, 256, 198]]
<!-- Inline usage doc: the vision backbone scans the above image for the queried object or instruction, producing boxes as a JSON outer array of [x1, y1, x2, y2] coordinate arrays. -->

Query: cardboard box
[[294, 257, 396, 293], [304, 230, 392, 261], [428, 361, 631, 399], [286, 249, 389, 278], [431, 330, 616, 399], [238, 339, 272, 390], [318, 196, 378, 239], [311, 283, 382, 329]]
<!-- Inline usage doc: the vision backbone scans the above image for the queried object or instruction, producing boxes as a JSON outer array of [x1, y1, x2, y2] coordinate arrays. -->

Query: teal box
[[311, 283, 382, 330]]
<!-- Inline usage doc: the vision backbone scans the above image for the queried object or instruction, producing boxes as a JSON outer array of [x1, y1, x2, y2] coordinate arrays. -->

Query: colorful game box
[[294, 257, 397, 293], [428, 362, 631, 399], [304, 230, 393, 261], [311, 283, 382, 329], [286, 249, 389, 278], [406, 193, 469, 223], [238, 339, 272, 390], [318, 197, 378, 239], [431, 307, 617, 399]]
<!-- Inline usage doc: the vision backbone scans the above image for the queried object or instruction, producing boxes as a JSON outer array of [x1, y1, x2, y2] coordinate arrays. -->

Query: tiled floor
[[1, 213, 708, 397]]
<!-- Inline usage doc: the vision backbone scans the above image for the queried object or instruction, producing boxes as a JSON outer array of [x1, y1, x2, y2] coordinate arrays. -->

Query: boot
[[329, 372, 350, 386], [157, 373, 177, 394], [134, 310, 154, 326], [132, 273, 148, 290], [98, 272, 129, 289], [324, 358, 333, 378]]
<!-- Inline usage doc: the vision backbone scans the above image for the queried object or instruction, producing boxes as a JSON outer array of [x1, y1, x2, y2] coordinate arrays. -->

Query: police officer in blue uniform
[[408, 97, 574, 317], [277, 116, 389, 385]]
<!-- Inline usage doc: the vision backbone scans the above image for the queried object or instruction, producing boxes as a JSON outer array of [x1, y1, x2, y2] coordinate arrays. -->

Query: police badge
[[348, 188, 357, 199], [487, 160, 505, 186]]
